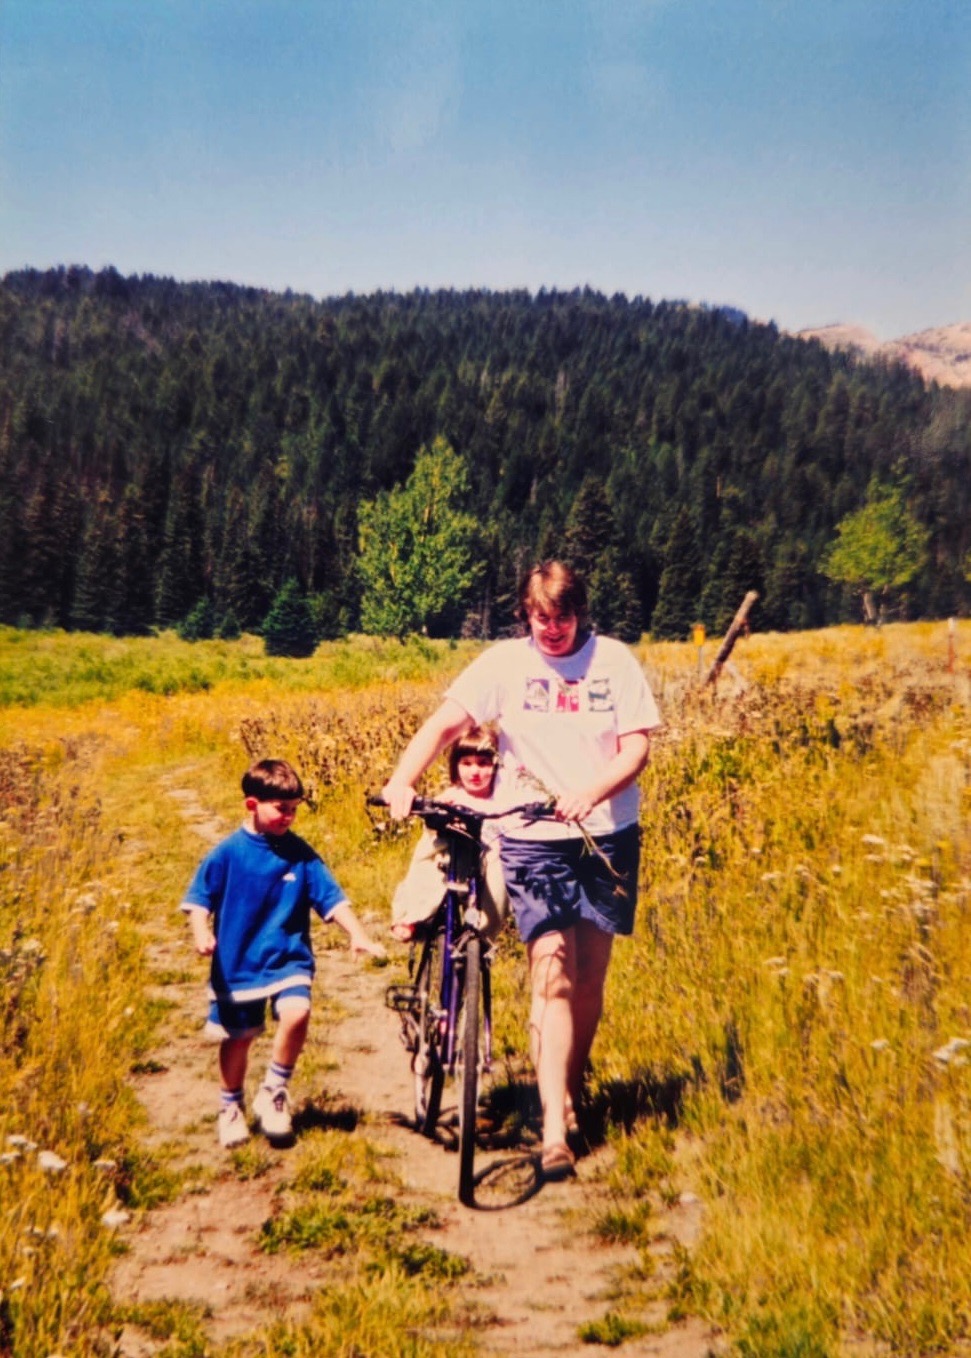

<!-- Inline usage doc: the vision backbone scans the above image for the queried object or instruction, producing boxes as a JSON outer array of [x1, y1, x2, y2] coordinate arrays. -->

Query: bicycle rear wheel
[[412, 930, 445, 1136], [457, 934, 482, 1206]]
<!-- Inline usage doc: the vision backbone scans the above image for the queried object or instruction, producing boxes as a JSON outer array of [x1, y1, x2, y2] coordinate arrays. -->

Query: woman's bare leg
[[527, 929, 576, 1149], [567, 920, 613, 1114]]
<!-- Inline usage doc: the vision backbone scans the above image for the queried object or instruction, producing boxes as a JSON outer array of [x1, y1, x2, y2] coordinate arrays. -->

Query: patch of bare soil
[[111, 772, 720, 1357]]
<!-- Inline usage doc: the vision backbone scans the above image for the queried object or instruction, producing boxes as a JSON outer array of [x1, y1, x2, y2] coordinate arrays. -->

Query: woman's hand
[[380, 779, 417, 820], [381, 698, 473, 819], [554, 791, 596, 823]]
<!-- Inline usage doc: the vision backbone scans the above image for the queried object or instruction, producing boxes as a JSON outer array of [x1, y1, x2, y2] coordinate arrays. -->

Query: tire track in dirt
[[111, 769, 720, 1357]]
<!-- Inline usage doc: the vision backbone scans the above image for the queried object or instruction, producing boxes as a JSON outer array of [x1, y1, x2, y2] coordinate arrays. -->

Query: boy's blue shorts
[[499, 824, 640, 944], [205, 984, 312, 1040]]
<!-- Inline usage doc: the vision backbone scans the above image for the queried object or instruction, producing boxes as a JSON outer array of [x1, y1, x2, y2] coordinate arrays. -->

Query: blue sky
[[1, 0, 968, 339]]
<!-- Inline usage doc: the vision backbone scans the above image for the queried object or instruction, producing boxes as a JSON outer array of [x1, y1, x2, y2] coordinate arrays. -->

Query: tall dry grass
[[599, 622, 971, 1355], [1, 620, 970, 1356]]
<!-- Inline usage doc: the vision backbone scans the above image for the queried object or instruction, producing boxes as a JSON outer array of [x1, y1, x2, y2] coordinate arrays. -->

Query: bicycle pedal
[[386, 984, 419, 1013], [398, 1015, 419, 1053]]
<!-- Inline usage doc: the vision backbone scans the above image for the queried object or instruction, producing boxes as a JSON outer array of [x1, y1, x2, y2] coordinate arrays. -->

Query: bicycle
[[370, 794, 552, 1206]]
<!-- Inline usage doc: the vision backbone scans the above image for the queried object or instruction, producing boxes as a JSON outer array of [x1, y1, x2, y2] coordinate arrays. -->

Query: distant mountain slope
[[796, 322, 971, 389]]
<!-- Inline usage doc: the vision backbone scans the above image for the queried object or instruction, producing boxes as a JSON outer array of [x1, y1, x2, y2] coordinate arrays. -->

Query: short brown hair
[[241, 759, 305, 802], [447, 725, 498, 785], [517, 560, 589, 627]]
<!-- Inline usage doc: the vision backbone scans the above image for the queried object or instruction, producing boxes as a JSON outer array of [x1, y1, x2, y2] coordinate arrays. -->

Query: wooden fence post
[[705, 591, 759, 687]]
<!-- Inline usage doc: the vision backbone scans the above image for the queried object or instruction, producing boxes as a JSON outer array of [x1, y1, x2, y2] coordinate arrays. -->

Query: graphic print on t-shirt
[[587, 677, 615, 712], [523, 675, 613, 715], [555, 680, 580, 713], [524, 678, 550, 711]]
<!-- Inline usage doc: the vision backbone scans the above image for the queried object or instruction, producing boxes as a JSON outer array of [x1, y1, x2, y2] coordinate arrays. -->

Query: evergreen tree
[[20, 472, 80, 627], [650, 506, 703, 640], [262, 578, 318, 657], [72, 494, 118, 632], [699, 528, 764, 634], [563, 475, 643, 640], [154, 466, 204, 627], [0, 416, 22, 624], [111, 485, 154, 635], [215, 606, 242, 641], [178, 597, 216, 641]]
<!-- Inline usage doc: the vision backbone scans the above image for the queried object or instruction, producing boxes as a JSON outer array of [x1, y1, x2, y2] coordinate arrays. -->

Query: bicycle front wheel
[[412, 930, 445, 1136], [457, 934, 482, 1206]]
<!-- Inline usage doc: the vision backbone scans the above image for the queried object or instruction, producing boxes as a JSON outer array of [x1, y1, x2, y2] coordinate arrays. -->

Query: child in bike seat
[[390, 725, 507, 942]]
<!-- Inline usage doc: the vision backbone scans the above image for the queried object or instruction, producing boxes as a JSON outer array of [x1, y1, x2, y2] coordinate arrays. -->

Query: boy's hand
[[193, 925, 216, 957], [185, 906, 216, 956], [350, 932, 388, 961], [330, 901, 387, 961]]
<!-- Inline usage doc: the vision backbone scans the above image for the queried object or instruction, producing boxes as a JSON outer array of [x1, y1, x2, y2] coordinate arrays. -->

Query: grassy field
[[1, 621, 969, 1357]]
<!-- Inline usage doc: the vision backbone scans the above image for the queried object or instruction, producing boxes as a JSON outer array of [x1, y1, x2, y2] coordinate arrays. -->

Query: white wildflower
[[870, 1039, 890, 1052], [93, 1159, 118, 1173], [861, 834, 886, 847], [933, 1038, 970, 1066], [0, 1152, 20, 1165], [37, 1150, 68, 1174], [101, 1208, 131, 1229], [7, 1135, 36, 1150], [763, 956, 787, 969], [760, 871, 782, 884]]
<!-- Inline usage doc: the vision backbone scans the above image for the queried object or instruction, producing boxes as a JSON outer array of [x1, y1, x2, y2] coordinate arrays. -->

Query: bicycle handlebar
[[367, 794, 556, 826]]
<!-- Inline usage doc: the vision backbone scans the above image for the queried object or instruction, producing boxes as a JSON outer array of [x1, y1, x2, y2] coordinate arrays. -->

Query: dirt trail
[[111, 770, 719, 1357]]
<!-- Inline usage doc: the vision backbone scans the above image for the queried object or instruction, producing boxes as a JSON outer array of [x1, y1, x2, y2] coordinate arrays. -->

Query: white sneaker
[[218, 1103, 250, 1149], [252, 1084, 293, 1142]]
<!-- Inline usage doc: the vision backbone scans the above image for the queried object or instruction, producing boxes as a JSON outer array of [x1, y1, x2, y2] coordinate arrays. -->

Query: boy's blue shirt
[[183, 826, 347, 1001]]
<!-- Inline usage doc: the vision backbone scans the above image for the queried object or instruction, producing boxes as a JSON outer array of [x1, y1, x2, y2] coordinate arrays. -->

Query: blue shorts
[[499, 824, 640, 944], [205, 984, 312, 1041]]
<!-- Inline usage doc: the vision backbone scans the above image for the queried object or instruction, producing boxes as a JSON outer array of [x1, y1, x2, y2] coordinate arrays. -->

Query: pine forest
[[2, 265, 969, 643]]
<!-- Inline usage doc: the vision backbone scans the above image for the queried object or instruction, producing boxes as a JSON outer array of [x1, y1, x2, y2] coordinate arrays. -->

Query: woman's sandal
[[540, 1141, 576, 1182]]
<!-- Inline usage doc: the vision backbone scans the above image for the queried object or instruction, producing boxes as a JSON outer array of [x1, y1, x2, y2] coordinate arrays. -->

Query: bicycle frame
[[433, 837, 493, 1084], [374, 794, 552, 1205]]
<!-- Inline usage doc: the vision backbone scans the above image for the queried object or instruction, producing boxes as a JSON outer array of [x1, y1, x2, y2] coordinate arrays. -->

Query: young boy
[[181, 758, 385, 1149]]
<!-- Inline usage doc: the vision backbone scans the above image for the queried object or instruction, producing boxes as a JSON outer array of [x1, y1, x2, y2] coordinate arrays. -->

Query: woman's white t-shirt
[[446, 633, 661, 841]]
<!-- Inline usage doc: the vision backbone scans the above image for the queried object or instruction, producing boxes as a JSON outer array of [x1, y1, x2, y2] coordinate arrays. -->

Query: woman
[[381, 561, 661, 1179]]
